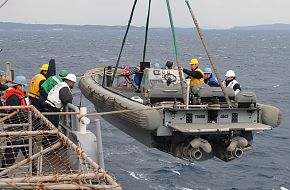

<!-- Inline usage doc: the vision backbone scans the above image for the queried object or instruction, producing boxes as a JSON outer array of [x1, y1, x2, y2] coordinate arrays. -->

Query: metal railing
[[60, 103, 80, 134]]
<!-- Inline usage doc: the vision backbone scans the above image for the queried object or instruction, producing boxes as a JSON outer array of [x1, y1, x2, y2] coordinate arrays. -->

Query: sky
[[0, 0, 290, 29]]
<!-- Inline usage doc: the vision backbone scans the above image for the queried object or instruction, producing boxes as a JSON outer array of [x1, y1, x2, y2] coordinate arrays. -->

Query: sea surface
[[0, 29, 289, 190]]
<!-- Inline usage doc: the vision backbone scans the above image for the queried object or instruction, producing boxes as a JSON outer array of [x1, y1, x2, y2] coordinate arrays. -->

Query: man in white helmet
[[44, 73, 76, 124], [222, 70, 241, 95], [45, 72, 76, 109], [43, 73, 76, 147]]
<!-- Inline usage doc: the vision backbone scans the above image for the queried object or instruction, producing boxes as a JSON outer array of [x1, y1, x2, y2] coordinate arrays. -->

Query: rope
[[111, 0, 138, 85], [0, 0, 9, 9], [40, 105, 171, 117], [185, 0, 232, 107], [80, 105, 171, 117], [165, 0, 187, 104], [142, 0, 152, 62]]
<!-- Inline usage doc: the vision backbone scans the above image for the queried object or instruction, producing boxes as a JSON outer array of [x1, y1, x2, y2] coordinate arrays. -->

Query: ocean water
[[0, 29, 289, 190]]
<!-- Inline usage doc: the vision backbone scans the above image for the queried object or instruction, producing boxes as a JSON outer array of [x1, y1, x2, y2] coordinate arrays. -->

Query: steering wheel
[[164, 73, 177, 83]]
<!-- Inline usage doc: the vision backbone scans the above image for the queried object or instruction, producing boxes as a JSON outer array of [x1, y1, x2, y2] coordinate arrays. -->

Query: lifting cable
[[185, 0, 232, 107], [0, 0, 9, 9], [142, 0, 152, 62], [165, 0, 187, 104], [111, 0, 138, 85]]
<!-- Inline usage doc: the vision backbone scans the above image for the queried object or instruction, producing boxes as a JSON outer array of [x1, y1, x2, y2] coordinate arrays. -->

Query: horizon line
[[1, 21, 290, 30]]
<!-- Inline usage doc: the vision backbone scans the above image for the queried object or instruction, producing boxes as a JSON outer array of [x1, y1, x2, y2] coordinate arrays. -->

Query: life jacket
[[2, 87, 31, 112], [41, 75, 63, 95], [121, 66, 130, 75], [190, 68, 204, 88], [205, 74, 219, 86], [28, 73, 46, 99], [222, 79, 240, 95], [45, 82, 70, 109]]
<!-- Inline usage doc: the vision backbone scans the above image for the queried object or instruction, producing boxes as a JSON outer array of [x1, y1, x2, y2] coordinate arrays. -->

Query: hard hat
[[63, 73, 77, 83], [154, 63, 160, 68], [225, 70, 235, 77], [13, 76, 27, 85], [204, 67, 212, 74], [189, 58, 199, 65], [40, 63, 49, 71], [59, 70, 69, 77]]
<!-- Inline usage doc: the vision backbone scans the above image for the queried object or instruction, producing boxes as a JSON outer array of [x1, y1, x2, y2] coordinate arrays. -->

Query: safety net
[[0, 105, 121, 190]]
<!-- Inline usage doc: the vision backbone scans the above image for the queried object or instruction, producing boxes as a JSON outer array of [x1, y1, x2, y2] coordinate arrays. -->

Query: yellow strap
[[28, 92, 39, 99]]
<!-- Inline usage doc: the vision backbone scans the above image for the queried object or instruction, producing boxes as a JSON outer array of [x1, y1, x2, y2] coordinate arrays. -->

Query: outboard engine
[[215, 136, 249, 162], [175, 138, 213, 162]]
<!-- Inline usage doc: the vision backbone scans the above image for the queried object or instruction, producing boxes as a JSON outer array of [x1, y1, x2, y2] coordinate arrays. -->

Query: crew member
[[40, 69, 69, 97], [203, 67, 219, 87], [183, 58, 204, 88], [42, 73, 76, 148], [222, 70, 241, 95], [44, 73, 76, 127], [1, 76, 36, 173], [28, 63, 48, 110]]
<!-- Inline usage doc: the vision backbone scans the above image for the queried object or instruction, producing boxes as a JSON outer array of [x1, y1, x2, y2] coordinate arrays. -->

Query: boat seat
[[197, 87, 236, 104], [148, 85, 183, 104], [235, 91, 257, 108]]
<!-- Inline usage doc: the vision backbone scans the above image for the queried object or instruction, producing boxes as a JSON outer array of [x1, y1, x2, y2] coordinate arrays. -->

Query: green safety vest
[[41, 75, 63, 95]]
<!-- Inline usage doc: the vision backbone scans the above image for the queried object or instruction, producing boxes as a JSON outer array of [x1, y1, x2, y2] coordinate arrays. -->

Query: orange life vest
[[3, 87, 31, 112]]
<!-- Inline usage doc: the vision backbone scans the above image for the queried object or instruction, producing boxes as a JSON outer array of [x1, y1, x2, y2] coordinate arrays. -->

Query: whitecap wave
[[68, 54, 82, 58], [97, 58, 110, 62], [120, 169, 149, 181], [170, 169, 181, 175]]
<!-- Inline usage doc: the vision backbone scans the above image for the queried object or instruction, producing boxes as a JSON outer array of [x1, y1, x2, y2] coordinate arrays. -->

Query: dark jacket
[[183, 68, 203, 79], [59, 87, 73, 105], [0, 83, 8, 91], [205, 74, 219, 87]]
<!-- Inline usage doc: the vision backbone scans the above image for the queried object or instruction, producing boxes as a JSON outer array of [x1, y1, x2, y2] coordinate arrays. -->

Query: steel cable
[[0, 0, 9, 9]]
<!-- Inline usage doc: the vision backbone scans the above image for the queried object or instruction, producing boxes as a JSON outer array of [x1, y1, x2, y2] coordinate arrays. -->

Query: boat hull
[[79, 69, 162, 146]]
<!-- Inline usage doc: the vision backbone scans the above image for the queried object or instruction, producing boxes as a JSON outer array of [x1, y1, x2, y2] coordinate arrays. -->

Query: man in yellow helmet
[[183, 58, 204, 88], [28, 63, 48, 110]]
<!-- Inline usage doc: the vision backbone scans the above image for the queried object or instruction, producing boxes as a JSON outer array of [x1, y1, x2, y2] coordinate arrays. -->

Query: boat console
[[140, 68, 183, 103]]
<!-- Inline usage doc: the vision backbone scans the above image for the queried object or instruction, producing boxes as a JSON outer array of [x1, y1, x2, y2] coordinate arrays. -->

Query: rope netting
[[0, 105, 121, 190]]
